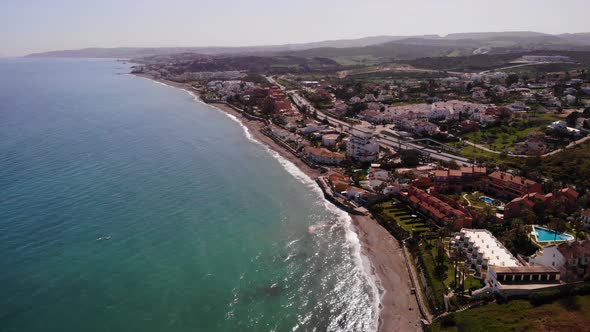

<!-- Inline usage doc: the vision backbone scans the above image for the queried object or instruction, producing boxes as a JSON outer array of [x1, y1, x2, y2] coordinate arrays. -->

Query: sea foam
[[208, 101, 382, 332], [143, 76, 382, 332]]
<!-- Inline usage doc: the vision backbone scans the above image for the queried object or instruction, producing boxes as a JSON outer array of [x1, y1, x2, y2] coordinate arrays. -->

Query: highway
[[267, 76, 475, 166]]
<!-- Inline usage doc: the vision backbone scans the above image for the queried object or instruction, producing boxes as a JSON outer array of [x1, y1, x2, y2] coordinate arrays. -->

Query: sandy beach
[[135, 75, 423, 331], [351, 214, 423, 331], [212, 101, 423, 331]]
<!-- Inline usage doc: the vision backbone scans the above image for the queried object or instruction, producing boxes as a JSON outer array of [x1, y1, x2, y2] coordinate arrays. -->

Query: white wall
[[530, 246, 566, 270]]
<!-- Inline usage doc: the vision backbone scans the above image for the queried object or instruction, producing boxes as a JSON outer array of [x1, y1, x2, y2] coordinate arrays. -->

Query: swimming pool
[[533, 226, 574, 242], [480, 196, 494, 204]]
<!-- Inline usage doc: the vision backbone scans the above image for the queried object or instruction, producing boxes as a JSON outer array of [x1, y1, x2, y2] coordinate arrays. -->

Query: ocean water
[[0, 58, 380, 331]]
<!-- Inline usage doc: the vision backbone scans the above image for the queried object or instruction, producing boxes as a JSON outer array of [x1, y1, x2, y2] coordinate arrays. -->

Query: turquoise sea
[[0, 58, 379, 331]]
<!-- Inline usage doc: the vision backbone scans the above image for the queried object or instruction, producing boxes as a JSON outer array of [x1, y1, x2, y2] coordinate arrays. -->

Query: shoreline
[[133, 74, 423, 331]]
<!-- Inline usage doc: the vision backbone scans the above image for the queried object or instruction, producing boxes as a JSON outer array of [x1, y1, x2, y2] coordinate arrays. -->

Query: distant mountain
[[26, 31, 590, 61], [273, 32, 590, 65], [25, 35, 438, 58], [557, 32, 590, 45], [443, 31, 550, 40], [287, 34, 441, 49]]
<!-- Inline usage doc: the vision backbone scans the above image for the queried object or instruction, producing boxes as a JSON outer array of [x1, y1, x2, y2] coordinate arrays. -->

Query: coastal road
[[378, 135, 474, 166]]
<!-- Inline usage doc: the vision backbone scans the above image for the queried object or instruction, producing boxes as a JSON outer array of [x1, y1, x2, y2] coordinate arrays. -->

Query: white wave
[[285, 239, 300, 248], [143, 75, 382, 331]]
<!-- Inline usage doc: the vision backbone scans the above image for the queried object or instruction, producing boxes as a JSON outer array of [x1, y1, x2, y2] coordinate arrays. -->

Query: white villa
[[305, 147, 345, 165], [346, 133, 379, 162]]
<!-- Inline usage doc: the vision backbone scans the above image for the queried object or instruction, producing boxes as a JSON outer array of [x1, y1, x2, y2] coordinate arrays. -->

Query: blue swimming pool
[[534, 226, 574, 242], [480, 196, 494, 204]]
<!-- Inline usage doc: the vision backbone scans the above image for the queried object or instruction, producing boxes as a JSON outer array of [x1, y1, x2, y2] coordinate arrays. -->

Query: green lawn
[[429, 295, 590, 331], [463, 275, 484, 291], [461, 115, 561, 153], [463, 192, 488, 209], [451, 142, 504, 162], [379, 202, 430, 234], [418, 240, 450, 311]]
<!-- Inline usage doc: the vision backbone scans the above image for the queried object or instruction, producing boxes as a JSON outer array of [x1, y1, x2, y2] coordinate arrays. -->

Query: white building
[[305, 147, 345, 165], [509, 101, 527, 112], [363, 94, 377, 103], [321, 134, 340, 147], [454, 229, 519, 277], [429, 108, 451, 121], [299, 125, 323, 135], [346, 133, 380, 162], [548, 120, 567, 130], [361, 110, 389, 124], [456, 229, 564, 296], [349, 96, 362, 104], [371, 169, 390, 181], [530, 245, 567, 270], [529, 240, 590, 282], [414, 121, 440, 136], [485, 265, 560, 295]]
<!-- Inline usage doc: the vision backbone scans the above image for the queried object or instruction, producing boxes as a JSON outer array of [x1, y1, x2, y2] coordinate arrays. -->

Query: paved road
[[268, 76, 474, 165]]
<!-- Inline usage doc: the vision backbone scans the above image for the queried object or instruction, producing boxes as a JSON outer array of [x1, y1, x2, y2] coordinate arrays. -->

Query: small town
[[133, 53, 590, 329]]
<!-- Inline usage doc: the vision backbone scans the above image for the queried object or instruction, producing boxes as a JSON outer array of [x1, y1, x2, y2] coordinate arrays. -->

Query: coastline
[[133, 74, 423, 331]]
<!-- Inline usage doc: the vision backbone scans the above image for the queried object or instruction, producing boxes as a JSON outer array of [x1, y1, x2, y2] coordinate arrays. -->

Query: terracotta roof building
[[486, 171, 542, 199], [504, 187, 579, 219], [402, 186, 472, 231], [434, 166, 487, 193]]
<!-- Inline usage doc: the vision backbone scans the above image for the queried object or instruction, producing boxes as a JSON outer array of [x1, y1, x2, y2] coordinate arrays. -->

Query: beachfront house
[[305, 147, 345, 165]]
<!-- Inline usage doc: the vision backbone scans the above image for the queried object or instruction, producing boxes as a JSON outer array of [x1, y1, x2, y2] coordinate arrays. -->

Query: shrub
[[440, 315, 456, 327], [529, 289, 561, 306]]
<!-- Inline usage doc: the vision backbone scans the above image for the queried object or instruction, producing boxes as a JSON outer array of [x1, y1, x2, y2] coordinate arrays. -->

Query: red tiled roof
[[434, 170, 449, 177], [561, 188, 580, 199], [489, 171, 539, 187], [306, 147, 344, 159], [449, 170, 462, 177], [557, 240, 590, 260]]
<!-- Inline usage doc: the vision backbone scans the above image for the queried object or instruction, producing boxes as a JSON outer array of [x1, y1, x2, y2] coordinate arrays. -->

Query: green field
[[452, 142, 504, 162], [429, 295, 590, 331], [460, 113, 561, 153]]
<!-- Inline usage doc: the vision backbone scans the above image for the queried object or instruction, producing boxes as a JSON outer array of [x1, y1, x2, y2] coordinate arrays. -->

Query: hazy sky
[[1, 0, 589, 56]]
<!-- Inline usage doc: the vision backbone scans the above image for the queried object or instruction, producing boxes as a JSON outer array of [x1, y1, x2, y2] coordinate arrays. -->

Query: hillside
[[135, 53, 342, 75], [26, 31, 590, 59], [25, 35, 438, 58], [429, 294, 590, 331], [402, 50, 590, 72]]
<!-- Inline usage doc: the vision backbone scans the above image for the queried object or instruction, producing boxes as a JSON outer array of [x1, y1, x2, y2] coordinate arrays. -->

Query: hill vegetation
[[27, 31, 590, 62], [429, 294, 590, 331], [403, 50, 590, 72]]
